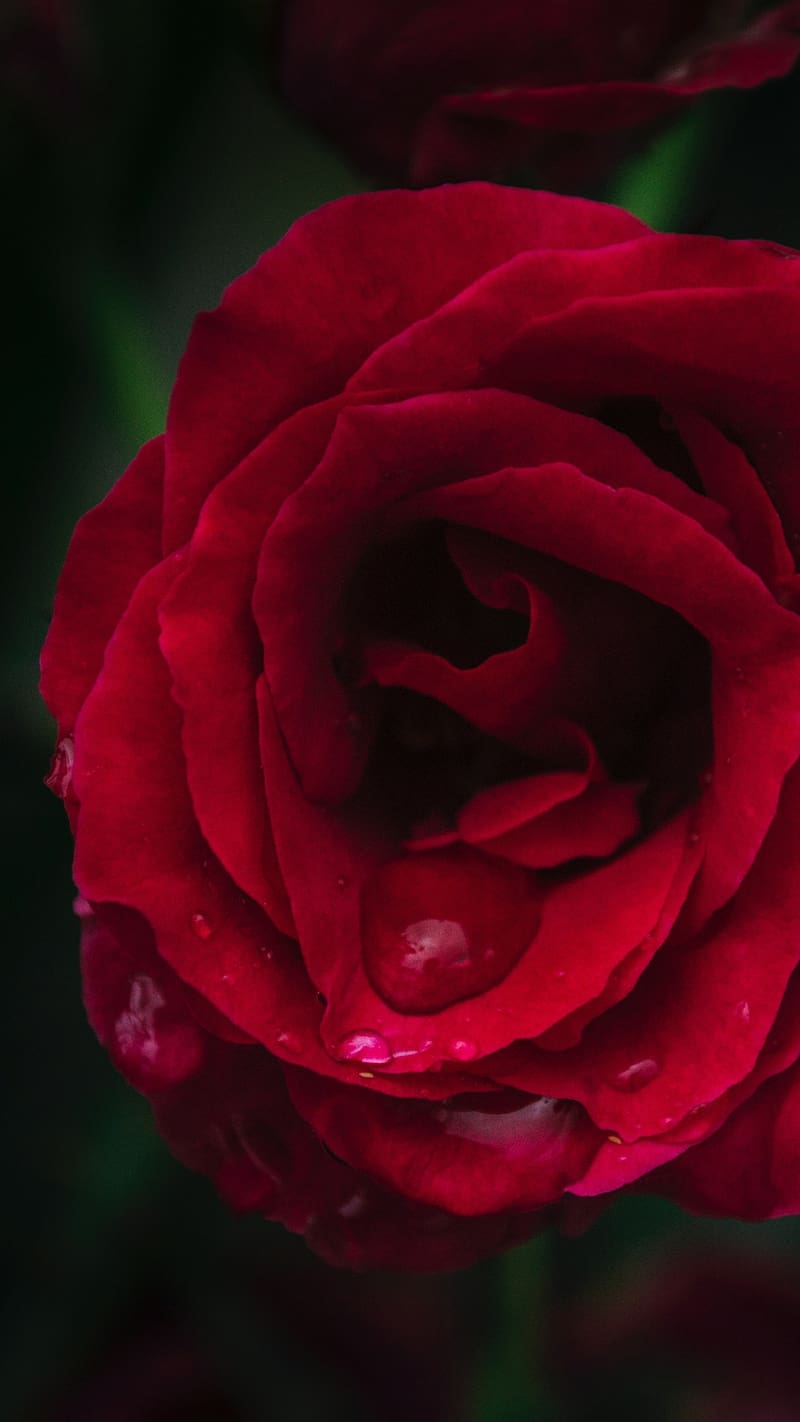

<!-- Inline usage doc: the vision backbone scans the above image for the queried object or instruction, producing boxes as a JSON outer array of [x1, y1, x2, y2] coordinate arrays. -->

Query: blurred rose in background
[[280, 0, 800, 184]]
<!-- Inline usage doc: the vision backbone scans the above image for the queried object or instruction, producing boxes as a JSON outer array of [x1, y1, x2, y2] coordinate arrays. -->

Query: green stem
[[606, 101, 721, 231], [471, 1235, 557, 1422]]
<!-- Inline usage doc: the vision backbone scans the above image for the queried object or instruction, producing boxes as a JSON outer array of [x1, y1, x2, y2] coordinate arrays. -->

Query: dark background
[[6, 3, 800, 1417]]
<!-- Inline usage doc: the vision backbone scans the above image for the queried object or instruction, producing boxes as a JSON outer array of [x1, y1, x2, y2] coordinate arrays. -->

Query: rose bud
[[42, 184, 800, 1269], [279, 1, 800, 186]]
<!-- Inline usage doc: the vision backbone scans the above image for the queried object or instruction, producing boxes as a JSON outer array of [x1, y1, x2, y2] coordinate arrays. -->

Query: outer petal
[[486, 766, 800, 1142], [153, 1035, 545, 1269], [157, 401, 349, 931], [644, 1058, 800, 1220], [73, 561, 472, 1101], [40, 437, 164, 732], [347, 237, 800, 400], [287, 1069, 604, 1216], [162, 184, 645, 551], [70, 559, 331, 1074]]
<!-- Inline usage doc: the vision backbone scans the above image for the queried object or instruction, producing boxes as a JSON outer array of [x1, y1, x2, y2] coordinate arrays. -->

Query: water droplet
[[115, 975, 165, 1065], [113, 974, 203, 1089], [332, 1029, 393, 1065], [336, 877, 347, 891], [612, 1058, 660, 1093], [72, 895, 92, 921], [338, 1189, 368, 1220], [190, 911, 214, 940], [450, 1038, 478, 1062], [361, 847, 542, 1013], [553, 968, 567, 980], [688, 831, 701, 846], [275, 1029, 302, 1055], [45, 736, 74, 799], [437, 1092, 577, 1153], [736, 1000, 751, 1024]]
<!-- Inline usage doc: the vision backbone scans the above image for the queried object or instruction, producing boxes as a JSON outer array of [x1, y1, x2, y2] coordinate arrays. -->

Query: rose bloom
[[279, 1, 800, 185], [42, 184, 800, 1270]]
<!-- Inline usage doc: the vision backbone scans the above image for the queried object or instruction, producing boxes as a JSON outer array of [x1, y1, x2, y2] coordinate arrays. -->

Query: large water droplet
[[332, 1029, 393, 1065], [436, 1091, 580, 1156], [361, 846, 542, 1013], [612, 1058, 660, 1093], [113, 974, 203, 1089], [115, 975, 165, 1067], [190, 911, 214, 940], [45, 736, 74, 799], [450, 1039, 478, 1062]]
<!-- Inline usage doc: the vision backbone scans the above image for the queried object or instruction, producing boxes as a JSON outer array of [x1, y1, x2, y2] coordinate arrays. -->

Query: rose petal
[[163, 183, 642, 550], [487, 766, 800, 1141], [287, 1070, 604, 1216], [642, 1057, 800, 1220], [258, 665, 694, 1065], [40, 436, 164, 732]]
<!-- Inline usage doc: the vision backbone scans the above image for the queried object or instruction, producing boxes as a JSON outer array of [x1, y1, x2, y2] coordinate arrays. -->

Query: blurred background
[[6, 2, 800, 1417]]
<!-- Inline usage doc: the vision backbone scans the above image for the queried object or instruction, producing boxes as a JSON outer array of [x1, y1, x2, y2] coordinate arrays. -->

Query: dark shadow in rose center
[[335, 517, 712, 863]]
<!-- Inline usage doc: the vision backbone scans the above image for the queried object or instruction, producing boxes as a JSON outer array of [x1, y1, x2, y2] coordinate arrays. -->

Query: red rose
[[42, 184, 800, 1270], [279, 0, 800, 185]]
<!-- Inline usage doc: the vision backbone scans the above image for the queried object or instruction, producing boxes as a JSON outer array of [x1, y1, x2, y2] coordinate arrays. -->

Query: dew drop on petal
[[391, 1038, 434, 1061], [113, 974, 203, 1089], [332, 1029, 393, 1065], [114, 975, 166, 1067], [450, 1038, 478, 1062], [612, 1057, 660, 1093], [45, 736, 74, 799], [275, 1030, 302, 1055], [736, 1000, 751, 1024], [190, 911, 214, 940], [361, 847, 541, 1013]]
